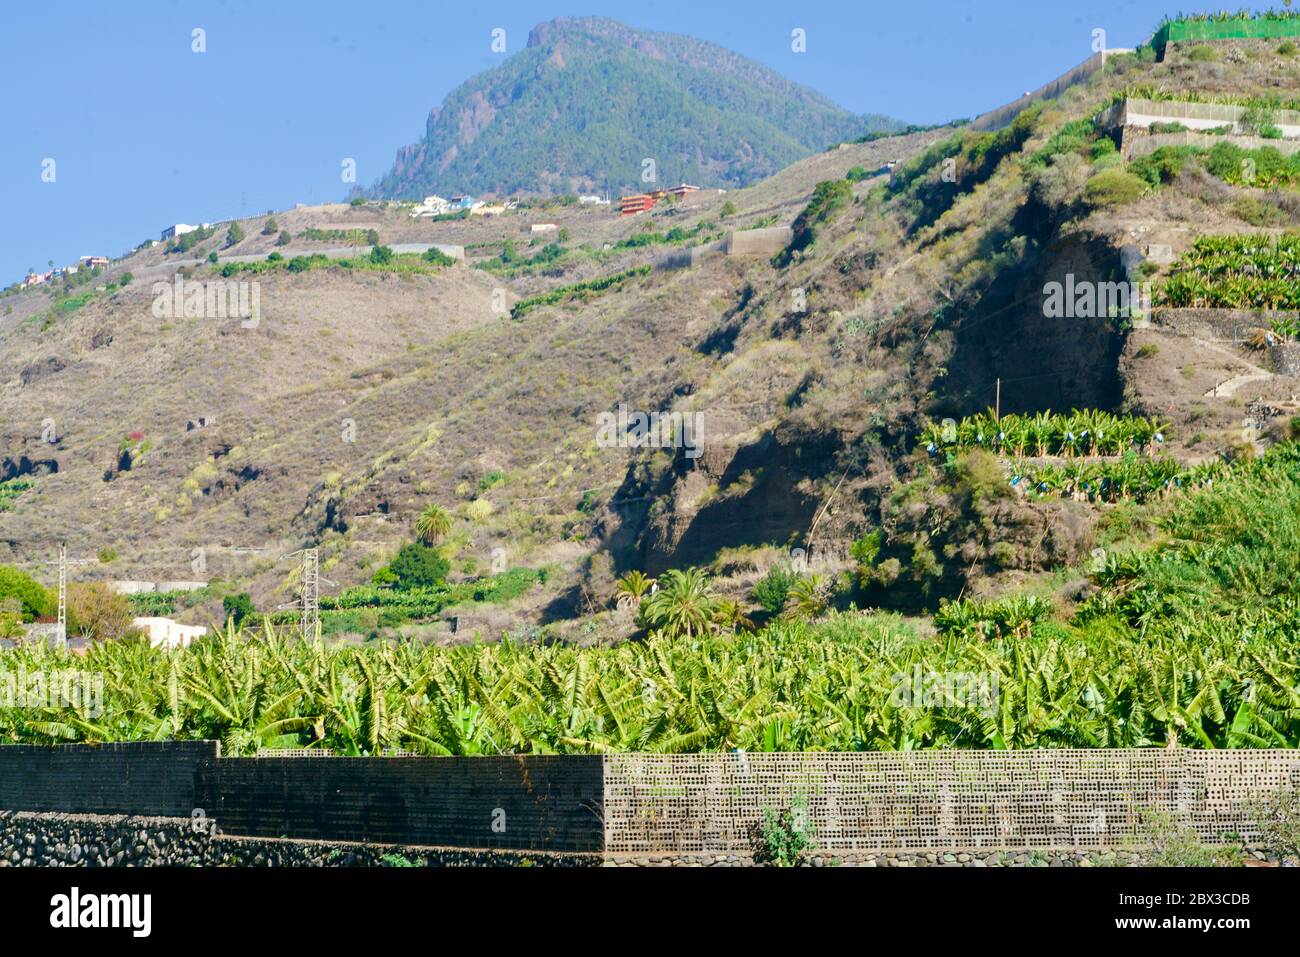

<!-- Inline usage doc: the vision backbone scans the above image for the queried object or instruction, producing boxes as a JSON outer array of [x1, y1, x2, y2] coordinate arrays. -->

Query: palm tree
[[788, 575, 829, 620], [614, 571, 652, 610], [712, 599, 756, 635], [639, 568, 719, 639], [414, 504, 452, 545]]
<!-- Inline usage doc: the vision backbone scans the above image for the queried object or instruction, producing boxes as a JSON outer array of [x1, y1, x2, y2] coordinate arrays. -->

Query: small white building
[[410, 195, 452, 218], [531, 223, 559, 233], [132, 617, 208, 650], [161, 223, 198, 241]]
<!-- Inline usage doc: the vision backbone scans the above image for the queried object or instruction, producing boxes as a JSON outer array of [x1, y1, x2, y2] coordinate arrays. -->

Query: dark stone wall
[[0, 745, 604, 852], [195, 754, 603, 852], [0, 742, 217, 817]]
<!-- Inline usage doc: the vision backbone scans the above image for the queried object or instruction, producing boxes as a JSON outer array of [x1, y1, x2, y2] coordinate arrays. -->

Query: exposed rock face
[[20, 356, 67, 386], [596, 421, 838, 579], [1, 454, 58, 481], [945, 231, 1126, 416]]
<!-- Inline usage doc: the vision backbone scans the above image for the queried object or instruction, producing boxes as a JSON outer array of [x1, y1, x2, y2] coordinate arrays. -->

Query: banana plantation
[[1012, 451, 1230, 503], [1158, 232, 1300, 310], [922, 410, 1169, 458], [3, 438, 1297, 758], [0, 601, 1296, 755], [921, 408, 1267, 502]]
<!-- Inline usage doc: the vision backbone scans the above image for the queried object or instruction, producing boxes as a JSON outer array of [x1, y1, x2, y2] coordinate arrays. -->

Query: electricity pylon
[[43, 544, 93, 650], [300, 548, 319, 643], [280, 547, 330, 642]]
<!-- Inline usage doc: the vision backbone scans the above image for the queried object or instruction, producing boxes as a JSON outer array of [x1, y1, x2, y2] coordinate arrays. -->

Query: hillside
[[3, 25, 1300, 650], [362, 16, 903, 199]]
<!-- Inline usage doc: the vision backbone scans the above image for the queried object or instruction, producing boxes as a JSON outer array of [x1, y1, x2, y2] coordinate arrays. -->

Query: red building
[[619, 193, 656, 215]]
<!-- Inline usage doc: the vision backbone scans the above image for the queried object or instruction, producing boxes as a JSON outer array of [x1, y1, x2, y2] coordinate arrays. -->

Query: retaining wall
[[1269, 341, 1300, 376], [1154, 307, 1299, 343], [1125, 129, 1300, 160], [724, 227, 792, 257], [655, 229, 792, 271], [2, 745, 1297, 861], [0, 742, 217, 818], [1101, 98, 1300, 139], [0, 744, 602, 853], [195, 754, 604, 852]]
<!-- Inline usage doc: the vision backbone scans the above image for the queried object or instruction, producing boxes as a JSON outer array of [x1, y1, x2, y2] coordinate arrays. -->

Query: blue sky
[[0, 0, 1258, 283]]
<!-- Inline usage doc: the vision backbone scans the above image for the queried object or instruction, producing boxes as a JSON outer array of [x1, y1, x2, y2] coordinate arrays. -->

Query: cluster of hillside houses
[[407, 191, 625, 219], [15, 182, 701, 289], [19, 254, 110, 288], [405, 184, 699, 220]]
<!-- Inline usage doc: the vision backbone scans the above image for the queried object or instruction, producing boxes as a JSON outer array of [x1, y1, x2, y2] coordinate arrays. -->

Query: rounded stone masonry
[[0, 811, 597, 867]]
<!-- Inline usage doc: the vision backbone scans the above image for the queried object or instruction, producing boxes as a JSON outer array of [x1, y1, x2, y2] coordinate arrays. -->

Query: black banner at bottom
[[0, 864, 1293, 944]]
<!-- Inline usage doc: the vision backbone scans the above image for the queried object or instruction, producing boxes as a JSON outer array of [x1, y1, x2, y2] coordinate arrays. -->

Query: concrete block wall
[[724, 227, 793, 257], [1104, 98, 1300, 139]]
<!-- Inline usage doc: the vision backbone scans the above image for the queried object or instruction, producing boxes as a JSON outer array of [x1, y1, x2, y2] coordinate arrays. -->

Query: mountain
[[362, 16, 903, 199]]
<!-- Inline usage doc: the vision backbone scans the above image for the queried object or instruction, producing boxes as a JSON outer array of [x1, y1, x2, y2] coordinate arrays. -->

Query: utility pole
[[43, 544, 93, 651], [995, 377, 1002, 422]]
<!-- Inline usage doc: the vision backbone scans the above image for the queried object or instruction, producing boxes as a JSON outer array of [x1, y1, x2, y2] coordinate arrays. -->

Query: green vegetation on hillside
[[509, 266, 651, 319], [1158, 233, 1300, 309], [775, 179, 854, 264], [888, 105, 1043, 231], [217, 250, 453, 279], [0, 478, 36, 513], [298, 227, 379, 245], [167, 224, 216, 254], [0, 564, 53, 620], [1131, 142, 1300, 191], [1113, 85, 1300, 115], [922, 411, 1169, 458]]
